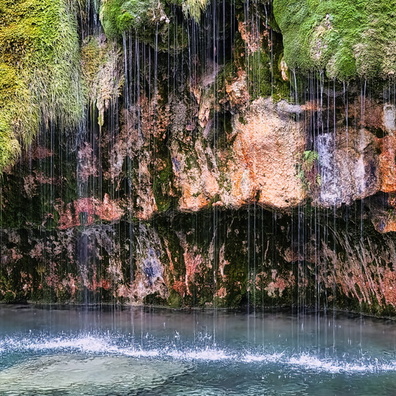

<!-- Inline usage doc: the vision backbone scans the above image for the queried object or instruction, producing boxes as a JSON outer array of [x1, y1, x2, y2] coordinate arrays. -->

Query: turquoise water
[[0, 306, 395, 395]]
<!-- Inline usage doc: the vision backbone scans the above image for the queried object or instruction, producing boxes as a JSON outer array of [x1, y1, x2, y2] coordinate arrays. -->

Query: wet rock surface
[[1, 1, 396, 316]]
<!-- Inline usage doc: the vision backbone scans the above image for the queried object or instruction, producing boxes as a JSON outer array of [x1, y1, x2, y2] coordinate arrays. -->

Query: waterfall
[[0, 0, 396, 318], [2, 1, 396, 394]]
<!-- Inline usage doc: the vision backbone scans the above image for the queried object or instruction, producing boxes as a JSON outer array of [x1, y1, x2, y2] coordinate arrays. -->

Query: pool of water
[[0, 305, 395, 395]]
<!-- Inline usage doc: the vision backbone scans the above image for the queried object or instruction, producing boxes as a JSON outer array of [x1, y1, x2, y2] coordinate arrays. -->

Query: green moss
[[81, 36, 123, 125], [246, 50, 272, 100], [100, 0, 209, 36], [167, 291, 182, 307], [143, 292, 167, 305], [150, 138, 176, 212], [0, 115, 20, 172], [0, 0, 84, 172], [273, 0, 396, 79], [214, 61, 237, 103], [100, 0, 163, 37], [153, 164, 173, 212], [100, 0, 141, 37], [100, 0, 188, 52]]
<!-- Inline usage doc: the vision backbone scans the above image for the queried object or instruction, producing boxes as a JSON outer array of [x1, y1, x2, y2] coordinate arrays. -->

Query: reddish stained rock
[[378, 135, 396, 193], [1, 232, 24, 264], [90, 278, 112, 291], [174, 232, 208, 296], [56, 193, 123, 229], [20, 272, 33, 294], [232, 97, 306, 208], [238, 20, 266, 55], [21, 174, 33, 196], [215, 286, 227, 298], [77, 142, 99, 182], [172, 280, 187, 297], [115, 284, 131, 299], [371, 210, 396, 233], [371, 133, 396, 232], [62, 274, 78, 297], [224, 70, 250, 109], [348, 96, 385, 131], [316, 239, 396, 309], [23, 172, 57, 199], [388, 193, 396, 207], [263, 270, 295, 298], [183, 251, 204, 295], [172, 96, 306, 212], [29, 145, 54, 160], [103, 97, 161, 220], [381, 268, 396, 306]]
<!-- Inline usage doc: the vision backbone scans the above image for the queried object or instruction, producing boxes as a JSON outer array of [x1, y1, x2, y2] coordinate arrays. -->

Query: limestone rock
[[171, 97, 307, 211], [313, 128, 379, 207], [231, 97, 307, 208]]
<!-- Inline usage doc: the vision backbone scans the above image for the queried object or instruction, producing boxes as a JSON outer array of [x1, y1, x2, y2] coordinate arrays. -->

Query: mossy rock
[[100, 0, 189, 52], [273, 0, 396, 79], [99, 0, 149, 37], [0, 0, 84, 172]]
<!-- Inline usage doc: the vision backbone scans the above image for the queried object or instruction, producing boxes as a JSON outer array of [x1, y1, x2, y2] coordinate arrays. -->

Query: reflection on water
[[0, 305, 396, 395]]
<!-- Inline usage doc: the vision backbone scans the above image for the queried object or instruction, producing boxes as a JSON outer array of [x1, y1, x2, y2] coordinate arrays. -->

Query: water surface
[[0, 305, 395, 395]]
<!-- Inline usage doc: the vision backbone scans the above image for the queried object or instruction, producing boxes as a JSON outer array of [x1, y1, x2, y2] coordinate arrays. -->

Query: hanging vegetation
[[0, 0, 84, 172]]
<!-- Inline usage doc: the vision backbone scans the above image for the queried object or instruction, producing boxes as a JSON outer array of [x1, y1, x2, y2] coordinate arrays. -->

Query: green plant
[[302, 149, 319, 164], [297, 150, 320, 190]]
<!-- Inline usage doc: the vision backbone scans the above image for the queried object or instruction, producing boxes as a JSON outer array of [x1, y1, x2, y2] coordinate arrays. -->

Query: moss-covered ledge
[[0, 0, 84, 172], [273, 0, 396, 80]]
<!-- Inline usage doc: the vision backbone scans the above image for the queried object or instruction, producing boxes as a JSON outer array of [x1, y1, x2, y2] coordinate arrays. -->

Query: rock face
[[232, 98, 306, 208], [379, 135, 396, 193], [1, 1, 396, 316], [171, 97, 306, 211], [313, 127, 379, 207]]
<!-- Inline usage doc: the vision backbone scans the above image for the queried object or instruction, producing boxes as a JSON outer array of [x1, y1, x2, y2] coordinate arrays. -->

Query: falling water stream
[[1, 305, 396, 395], [2, 1, 396, 394]]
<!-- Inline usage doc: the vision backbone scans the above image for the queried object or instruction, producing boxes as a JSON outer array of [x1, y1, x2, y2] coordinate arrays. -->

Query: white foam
[[122, 348, 160, 358], [289, 354, 345, 374], [242, 352, 284, 363], [287, 353, 396, 374], [2, 334, 396, 375], [166, 348, 229, 361]]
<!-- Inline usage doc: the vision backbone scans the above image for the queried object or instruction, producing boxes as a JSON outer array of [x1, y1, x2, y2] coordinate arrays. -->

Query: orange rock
[[379, 135, 396, 193], [232, 98, 306, 208]]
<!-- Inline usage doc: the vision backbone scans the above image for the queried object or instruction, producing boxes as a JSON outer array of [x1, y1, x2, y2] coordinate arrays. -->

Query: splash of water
[[1, 334, 395, 375]]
